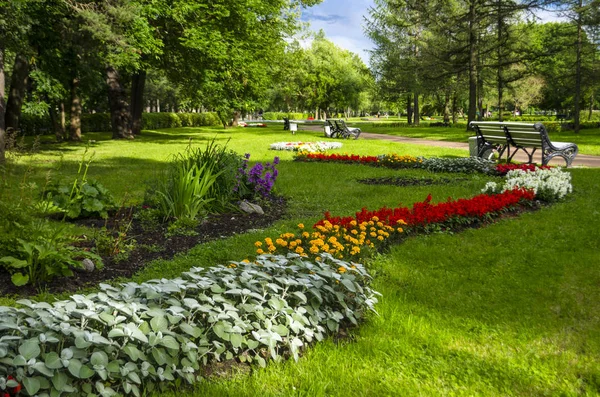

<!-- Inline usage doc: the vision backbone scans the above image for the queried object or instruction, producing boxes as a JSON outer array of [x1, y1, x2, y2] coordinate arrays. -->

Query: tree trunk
[[5, 53, 29, 139], [60, 102, 66, 139], [106, 66, 133, 139], [497, 2, 504, 122], [0, 45, 6, 163], [130, 70, 146, 135], [477, 59, 484, 121], [407, 94, 413, 125], [452, 91, 458, 124], [49, 102, 65, 142], [70, 77, 82, 141], [467, 0, 478, 128], [574, 0, 583, 133], [413, 92, 420, 125], [232, 111, 241, 127], [444, 92, 450, 124], [589, 92, 594, 121]]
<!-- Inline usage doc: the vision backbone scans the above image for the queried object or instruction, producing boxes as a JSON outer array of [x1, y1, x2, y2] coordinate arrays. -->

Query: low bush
[[15, 113, 222, 135], [81, 114, 111, 133], [262, 112, 309, 120], [0, 254, 378, 397]]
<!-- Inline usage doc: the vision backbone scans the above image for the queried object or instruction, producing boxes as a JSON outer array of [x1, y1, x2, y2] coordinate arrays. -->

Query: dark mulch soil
[[358, 176, 468, 186], [0, 199, 287, 297]]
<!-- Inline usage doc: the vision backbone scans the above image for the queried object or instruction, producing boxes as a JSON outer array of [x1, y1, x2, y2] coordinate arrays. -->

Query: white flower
[[482, 167, 572, 201], [269, 141, 342, 152]]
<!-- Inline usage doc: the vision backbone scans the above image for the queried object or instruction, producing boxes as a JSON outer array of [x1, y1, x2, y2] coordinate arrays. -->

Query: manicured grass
[[1, 127, 599, 395], [358, 124, 600, 156]]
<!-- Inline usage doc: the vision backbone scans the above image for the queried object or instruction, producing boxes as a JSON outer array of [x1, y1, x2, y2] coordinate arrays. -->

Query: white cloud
[[301, 0, 375, 64]]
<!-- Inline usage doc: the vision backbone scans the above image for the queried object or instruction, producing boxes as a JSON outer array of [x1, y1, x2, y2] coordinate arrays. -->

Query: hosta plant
[[0, 254, 378, 396], [42, 179, 115, 220]]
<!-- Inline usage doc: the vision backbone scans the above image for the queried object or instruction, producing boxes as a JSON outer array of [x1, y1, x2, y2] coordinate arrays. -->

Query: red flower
[[314, 189, 535, 230], [495, 163, 551, 176]]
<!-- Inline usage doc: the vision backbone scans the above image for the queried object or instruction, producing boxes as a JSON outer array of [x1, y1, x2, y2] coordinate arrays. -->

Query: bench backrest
[[470, 121, 545, 148]]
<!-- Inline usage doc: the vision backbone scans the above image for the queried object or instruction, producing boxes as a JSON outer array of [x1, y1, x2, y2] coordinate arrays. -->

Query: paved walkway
[[361, 132, 600, 168]]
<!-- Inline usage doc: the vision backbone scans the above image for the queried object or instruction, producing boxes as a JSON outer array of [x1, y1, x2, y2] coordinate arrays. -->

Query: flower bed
[[483, 167, 572, 202], [0, 255, 377, 397], [254, 189, 535, 263], [295, 152, 495, 173], [494, 163, 552, 176], [270, 142, 342, 153]]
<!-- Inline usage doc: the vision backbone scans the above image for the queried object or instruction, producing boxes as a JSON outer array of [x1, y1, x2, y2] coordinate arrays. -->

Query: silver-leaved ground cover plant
[[0, 254, 378, 397]]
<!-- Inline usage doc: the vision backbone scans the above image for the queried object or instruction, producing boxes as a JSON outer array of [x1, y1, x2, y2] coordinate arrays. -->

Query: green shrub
[[142, 113, 182, 130], [0, 254, 378, 396], [176, 112, 220, 127], [17, 114, 52, 135], [262, 112, 308, 120]]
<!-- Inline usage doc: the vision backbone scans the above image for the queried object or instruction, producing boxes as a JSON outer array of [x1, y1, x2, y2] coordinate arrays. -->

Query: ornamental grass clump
[[482, 167, 572, 202], [0, 254, 378, 397]]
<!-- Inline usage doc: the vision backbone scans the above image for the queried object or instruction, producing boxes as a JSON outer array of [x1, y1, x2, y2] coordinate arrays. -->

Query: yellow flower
[[268, 245, 277, 252], [397, 227, 404, 233], [310, 246, 320, 254], [254, 241, 262, 247], [377, 235, 384, 241], [242, 259, 250, 263], [315, 256, 321, 262], [302, 232, 310, 238], [256, 248, 264, 254], [372, 216, 379, 222], [338, 266, 347, 273], [265, 237, 273, 245], [295, 246, 304, 254], [298, 223, 305, 229]]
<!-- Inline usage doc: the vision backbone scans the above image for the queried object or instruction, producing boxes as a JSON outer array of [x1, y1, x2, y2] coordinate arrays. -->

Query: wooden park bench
[[469, 121, 578, 167], [324, 119, 361, 140]]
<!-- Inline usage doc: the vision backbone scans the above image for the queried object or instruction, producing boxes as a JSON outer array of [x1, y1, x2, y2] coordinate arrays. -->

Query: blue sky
[[300, 0, 376, 64], [300, 1, 563, 65]]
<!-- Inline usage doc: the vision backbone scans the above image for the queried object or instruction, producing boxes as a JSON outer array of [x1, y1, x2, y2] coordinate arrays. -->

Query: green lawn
[[353, 123, 600, 157], [1, 126, 599, 395]]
